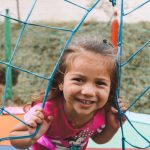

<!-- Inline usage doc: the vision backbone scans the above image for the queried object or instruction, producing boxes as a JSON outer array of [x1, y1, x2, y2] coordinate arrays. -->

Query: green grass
[[0, 21, 149, 114]]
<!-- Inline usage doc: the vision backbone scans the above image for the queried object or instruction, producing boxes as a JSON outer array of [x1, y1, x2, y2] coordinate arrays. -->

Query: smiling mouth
[[77, 99, 95, 105]]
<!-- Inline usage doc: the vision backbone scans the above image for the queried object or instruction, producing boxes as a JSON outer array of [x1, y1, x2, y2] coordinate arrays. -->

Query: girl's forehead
[[66, 51, 114, 74], [72, 51, 109, 64]]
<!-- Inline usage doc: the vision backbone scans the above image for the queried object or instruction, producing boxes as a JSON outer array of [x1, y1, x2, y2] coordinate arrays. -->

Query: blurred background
[[0, 0, 149, 115]]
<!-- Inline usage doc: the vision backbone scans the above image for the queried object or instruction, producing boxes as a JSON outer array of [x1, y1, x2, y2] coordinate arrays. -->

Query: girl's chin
[[75, 108, 94, 117]]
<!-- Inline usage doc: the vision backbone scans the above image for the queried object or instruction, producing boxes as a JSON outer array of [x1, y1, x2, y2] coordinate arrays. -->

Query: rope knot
[[109, 0, 116, 6]]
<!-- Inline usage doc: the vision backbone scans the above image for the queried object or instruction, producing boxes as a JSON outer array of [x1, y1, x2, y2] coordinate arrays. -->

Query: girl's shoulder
[[23, 96, 61, 114], [45, 96, 62, 108], [23, 97, 63, 122], [44, 96, 63, 117]]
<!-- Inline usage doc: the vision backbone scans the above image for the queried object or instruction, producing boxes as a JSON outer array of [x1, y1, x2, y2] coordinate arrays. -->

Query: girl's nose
[[81, 84, 96, 97]]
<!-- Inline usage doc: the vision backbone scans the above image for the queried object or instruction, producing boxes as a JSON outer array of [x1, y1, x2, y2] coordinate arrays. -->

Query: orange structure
[[0, 107, 24, 146], [111, 10, 119, 48]]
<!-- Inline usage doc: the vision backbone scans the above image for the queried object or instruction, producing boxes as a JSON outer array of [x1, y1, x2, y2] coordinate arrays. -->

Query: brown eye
[[72, 78, 83, 83], [96, 81, 106, 86]]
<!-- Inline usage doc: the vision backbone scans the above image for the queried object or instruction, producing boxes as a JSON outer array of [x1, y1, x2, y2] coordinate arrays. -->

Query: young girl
[[10, 36, 126, 150]]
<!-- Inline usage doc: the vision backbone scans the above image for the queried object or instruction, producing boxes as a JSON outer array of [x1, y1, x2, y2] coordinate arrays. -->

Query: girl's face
[[61, 51, 111, 118]]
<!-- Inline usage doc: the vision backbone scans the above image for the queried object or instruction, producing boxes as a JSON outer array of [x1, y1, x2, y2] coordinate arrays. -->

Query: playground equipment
[[4, 9, 12, 104], [111, 10, 119, 48], [0, 0, 149, 149]]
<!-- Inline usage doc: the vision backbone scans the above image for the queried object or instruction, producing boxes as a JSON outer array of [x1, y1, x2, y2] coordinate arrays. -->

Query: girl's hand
[[24, 106, 53, 140], [91, 99, 126, 144], [105, 98, 126, 132]]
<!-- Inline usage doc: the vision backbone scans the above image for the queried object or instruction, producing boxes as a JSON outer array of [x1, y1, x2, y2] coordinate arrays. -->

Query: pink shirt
[[25, 97, 106, 150]]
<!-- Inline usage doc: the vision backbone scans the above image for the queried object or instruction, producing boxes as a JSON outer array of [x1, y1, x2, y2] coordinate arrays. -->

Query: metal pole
[[4, 9, 12, 103], [16, 0, 21, 21]]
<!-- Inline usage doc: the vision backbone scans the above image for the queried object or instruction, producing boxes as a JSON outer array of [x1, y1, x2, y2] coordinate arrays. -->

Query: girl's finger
[[119, 102, 125, 106], [118, 97, 123, 102], [120, 106, 126, 112], [29, 115, 43, 125], [47, 116, 53, 123], [34, 116, 43, 124], [45, 116, 54, 127], [29, 121, 37, 128], [111, 106, 118, 113], [121, 115, 126, 123], [34, 110, 44, 119]]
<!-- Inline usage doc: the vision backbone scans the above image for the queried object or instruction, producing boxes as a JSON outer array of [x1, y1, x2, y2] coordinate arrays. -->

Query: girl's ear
[[58, 83, 63, 91]]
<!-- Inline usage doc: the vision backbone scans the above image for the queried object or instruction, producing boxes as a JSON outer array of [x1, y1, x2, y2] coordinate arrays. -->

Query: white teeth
[[77, 98, 94, 105], [83, 100, 92, 104]]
